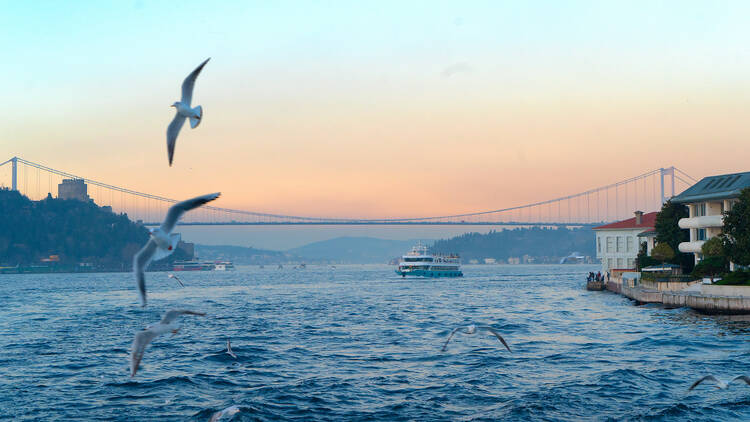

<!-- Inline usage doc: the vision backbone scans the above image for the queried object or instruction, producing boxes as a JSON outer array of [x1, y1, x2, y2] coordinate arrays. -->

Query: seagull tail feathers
[[190, 105, 202, 129]]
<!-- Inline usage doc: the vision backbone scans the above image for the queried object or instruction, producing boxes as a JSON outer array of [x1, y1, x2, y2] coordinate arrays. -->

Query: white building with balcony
[[593, 211, 657, 273], [671, 171, 750, 264]]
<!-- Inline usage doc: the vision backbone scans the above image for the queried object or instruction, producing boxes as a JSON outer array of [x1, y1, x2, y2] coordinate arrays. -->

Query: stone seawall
[[662, 291, 750, 314], [620, 285, 663, 304], [604, 277, 750, 314]]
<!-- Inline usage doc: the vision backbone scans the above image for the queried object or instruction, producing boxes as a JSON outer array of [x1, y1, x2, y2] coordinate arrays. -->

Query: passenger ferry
[[172, 260, 214, 271], [395, 243, 463, 278], [213, 261, 236, 271]]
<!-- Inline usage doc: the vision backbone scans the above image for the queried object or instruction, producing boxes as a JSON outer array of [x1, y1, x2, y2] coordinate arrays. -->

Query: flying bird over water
[[167, 57, 210, 166], [441, 324, 512, 352], [133, 192, 220, 306], [226, 338, 237, 359], [209, 405, 240, 422], [130, 309, 206, 377], [689, 375, 750, 390], [168, 273, 185, 287]]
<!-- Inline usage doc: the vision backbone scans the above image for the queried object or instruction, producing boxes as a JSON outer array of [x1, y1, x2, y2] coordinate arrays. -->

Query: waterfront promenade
[[606, 276, 750, 314]]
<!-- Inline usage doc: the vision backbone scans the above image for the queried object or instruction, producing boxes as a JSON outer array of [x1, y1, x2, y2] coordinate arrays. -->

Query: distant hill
[[0, 189, 190, 270], [288, 237, 422, 264], [431, 227, 595, 263], [194, 244, 295, 265]]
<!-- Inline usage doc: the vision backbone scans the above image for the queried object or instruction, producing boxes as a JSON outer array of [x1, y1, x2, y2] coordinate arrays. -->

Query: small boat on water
[[213, 261, 235, 271], [586, 280, 606, 291], [172, 260, 236, 271], [172, 260, 213, 271], [395, 243, 463, 278]]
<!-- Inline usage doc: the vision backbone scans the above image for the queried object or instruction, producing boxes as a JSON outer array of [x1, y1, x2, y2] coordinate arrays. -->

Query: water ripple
[[1, 264, 749, 420]]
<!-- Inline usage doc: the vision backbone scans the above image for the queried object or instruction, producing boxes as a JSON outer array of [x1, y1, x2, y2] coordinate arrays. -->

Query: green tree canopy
[[651, 243, 675, 264], [701, 236, 724, 257], [722, 188, 750, 266], [654, 200, 693, 271]]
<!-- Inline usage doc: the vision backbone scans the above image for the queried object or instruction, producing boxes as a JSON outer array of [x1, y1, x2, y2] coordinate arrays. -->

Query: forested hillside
[[431, 227, 595, 262], [0, 189, 188, 270]]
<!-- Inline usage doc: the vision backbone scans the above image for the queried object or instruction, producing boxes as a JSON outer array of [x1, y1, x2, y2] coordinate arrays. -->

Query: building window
[[617, 236, 624, 253], [697, 203, 706, 217], [617, 258, 624, 268], [627, 258, 635, 268], [627, 236, 634, 253], [607, 237, 614, 253], [697, 229, 707, 241], [608, 258, 614, 269], [597, 237, 601, 253]]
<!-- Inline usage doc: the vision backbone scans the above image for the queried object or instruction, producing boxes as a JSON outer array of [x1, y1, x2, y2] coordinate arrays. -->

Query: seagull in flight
[[441, 324, 512, 352], [168, 273, 185, 287], [689, 375, 750, 390], [226, 338, 237, 359], [130, 309, 206, 377], [209, 405, 240, 422], [167, 58, 210, 166], [133, 192, 220, 306]]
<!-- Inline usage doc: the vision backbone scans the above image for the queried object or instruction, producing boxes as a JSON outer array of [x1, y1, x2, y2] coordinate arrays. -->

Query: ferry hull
[[395, 269, 463, 278]]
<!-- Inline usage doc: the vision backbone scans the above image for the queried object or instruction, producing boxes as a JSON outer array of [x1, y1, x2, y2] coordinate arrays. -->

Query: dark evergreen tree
[[654, 200, 693, 272], [722, 188, 750, 266]]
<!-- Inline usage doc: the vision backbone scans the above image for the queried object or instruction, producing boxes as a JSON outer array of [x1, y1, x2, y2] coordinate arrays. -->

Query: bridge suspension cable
[[0, 156, 697, 226]]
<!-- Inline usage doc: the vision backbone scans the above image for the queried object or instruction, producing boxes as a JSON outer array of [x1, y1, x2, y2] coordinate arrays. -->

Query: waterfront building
[[593, 211, 657, 273], [58, 179, 90, 201], [671, 171, 750, 265]]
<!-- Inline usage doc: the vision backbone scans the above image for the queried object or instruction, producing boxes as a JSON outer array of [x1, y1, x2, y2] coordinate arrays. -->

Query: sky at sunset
[[2, 0, 750, 222]]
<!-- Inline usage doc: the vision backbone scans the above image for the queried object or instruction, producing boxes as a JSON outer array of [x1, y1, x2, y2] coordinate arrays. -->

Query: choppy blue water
[[2, 265, 750, 421]]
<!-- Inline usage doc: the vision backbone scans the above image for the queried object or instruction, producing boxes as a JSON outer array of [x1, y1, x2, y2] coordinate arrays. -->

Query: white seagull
[[133, 192, 220, 306], [441, 324, 512, 352], [689, 375, 750, 390], [226, 338, 237, 359], [167, 58, 210, 166], [209, 405, 240, 422], [168, 273, 185, 287], [130, 309, 206, 377]]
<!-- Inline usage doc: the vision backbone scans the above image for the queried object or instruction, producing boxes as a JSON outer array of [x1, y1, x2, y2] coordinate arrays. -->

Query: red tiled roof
[[593, 211, 657, 230]]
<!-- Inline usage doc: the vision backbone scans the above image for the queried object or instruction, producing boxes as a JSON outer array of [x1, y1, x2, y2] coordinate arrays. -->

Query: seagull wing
[[166, 111, 186, 166], [134, 239, 157, 307], [441, 327, 462, 352], [478, 326, 512, 353], [731, 375, 750, 386], [160, 192, 221, 233], [227, 338, 237, 358], [169, 274, 185, 287], [181, 58, 210, 106], [131, 328, 159, 377], [160, 309, 207, 324], [689, 375, 722, 391]]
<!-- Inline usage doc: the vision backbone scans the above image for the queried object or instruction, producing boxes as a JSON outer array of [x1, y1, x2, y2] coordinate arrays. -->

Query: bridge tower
[[659, 167, 676, 205], [11, 156, 17, 191]]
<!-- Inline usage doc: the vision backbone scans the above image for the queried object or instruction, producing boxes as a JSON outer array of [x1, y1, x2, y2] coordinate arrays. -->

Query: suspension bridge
[[0, 156, 697, 227]]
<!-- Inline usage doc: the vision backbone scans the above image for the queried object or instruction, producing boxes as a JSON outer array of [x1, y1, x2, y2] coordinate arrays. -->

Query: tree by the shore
[[722, 188, 750, 266], [654, 200, 693, 272], [692, 237, 727, 282], [651, 243, 675, 265]]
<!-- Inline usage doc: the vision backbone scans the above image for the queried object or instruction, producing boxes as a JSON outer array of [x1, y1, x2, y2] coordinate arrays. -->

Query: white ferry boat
[[213, 261, 235, 271], [395, 243, 463, 278]]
